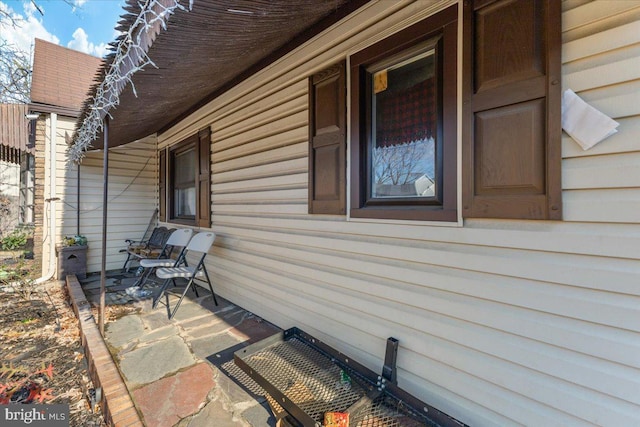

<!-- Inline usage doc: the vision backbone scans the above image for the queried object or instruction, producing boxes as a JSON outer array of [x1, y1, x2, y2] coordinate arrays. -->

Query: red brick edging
[[65, 275, 143, 427]]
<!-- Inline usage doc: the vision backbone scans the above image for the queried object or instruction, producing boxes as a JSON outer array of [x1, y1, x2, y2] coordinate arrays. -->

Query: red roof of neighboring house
[[30, 39, 103, 115]]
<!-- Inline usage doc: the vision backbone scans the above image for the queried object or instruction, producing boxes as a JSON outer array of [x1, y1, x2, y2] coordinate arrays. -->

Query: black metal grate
[[235, 329, 466, 427], [241, 338, 369, 422], [349, 394, 437, 427]]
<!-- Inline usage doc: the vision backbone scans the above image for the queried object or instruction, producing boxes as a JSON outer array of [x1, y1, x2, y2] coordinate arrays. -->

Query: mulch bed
[[0, 277, 107, 426]]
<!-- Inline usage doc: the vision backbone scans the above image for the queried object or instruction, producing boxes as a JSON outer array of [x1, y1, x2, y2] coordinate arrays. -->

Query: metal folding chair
[[121, 226, 173, 273], [152, 231, 217, 319], [133, 228, 194, 288]]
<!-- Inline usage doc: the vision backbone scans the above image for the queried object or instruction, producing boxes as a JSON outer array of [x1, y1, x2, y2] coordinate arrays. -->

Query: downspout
[[36, 112, 58, 284]]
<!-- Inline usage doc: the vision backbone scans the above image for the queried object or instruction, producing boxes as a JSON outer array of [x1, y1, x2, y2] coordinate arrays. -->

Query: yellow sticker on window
[[373, 70, 388, 94]]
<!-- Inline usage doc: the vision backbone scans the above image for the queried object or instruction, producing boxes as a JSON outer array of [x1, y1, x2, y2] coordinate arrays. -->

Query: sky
[[0, 0, 126, 58]]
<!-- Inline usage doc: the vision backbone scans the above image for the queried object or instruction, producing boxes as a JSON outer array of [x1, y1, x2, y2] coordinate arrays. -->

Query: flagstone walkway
[[78, 273, 281, 427]]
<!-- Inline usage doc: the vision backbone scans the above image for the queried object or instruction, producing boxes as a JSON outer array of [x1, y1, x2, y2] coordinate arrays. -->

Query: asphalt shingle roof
[[30, 38, 103, 114]]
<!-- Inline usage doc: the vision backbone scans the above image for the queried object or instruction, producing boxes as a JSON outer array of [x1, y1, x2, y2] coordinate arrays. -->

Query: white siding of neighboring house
[[42, 113, 157, 274], [0, 161, 20, 198], [0, 160, 20, 233], [152, 1, 640, 425]]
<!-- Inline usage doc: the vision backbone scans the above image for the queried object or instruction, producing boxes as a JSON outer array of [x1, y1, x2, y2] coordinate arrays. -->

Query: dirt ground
[[0, 268, 107, 426]]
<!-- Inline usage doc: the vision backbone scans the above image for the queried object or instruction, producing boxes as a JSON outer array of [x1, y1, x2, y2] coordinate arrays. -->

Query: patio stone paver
[[186, 396, 249, 427], [214, 360, 265, 407], [167, 297, 215, 322], [189, 331, 243, 361], [183, 310, 251, 339], [183, 323, 225, 340], [139, 324, 179, 344], [216, 308, 252, 326], [118, 335, 196, 386], [179, 304, 237, 330], [142, 309, 175, 330], [199, 294, 236, 314], [81, 276, 117, 290], [105, 314, 145, 348], [229, 316, 282, 344], [79, 271, 282, 426], [133, 363, 216, 427], [242, 401, 276, 427]]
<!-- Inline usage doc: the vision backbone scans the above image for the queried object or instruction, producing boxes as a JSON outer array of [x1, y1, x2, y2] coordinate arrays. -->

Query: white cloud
[[69, 0, 87, 14], [0, 1, 59, 54], [66, 27, 108, 57], [1, 1, 111, 60]]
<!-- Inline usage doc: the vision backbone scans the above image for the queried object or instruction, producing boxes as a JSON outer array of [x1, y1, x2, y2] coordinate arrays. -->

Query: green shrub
[[1, 230, 28, 251]]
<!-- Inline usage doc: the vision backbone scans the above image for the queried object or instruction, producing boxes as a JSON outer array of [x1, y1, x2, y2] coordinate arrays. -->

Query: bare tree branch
[[30, 0, 44, 16], [373, 140, 430, 185], [0, 1, 32, 103], [0, 42, 31, 103], [0, 0, 79, 103]]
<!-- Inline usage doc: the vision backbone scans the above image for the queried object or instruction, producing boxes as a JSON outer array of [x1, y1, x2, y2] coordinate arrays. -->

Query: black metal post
[[77, 163, 80, 235], [382, 337, 399, 385], [99, 116, 109, 336]]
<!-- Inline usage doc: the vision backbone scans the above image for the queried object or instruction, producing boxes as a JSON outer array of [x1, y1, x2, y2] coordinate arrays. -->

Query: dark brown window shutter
[[462, 0, 561, 220], [197, 128, 211, 228], [309, 61, 347, 214], [159, 149, 166, 222]]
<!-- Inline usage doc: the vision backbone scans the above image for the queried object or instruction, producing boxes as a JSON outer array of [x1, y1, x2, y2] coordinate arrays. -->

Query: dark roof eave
[[73, 0, 368, 154], [29, 102, 81, 118], [156, 0, 370, 136]]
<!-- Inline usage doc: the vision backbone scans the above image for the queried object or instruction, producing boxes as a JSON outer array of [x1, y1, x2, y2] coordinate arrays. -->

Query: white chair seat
[[156, 266, 205, 280], [140, 258, 177, 268], [131, 228, 194, 288]]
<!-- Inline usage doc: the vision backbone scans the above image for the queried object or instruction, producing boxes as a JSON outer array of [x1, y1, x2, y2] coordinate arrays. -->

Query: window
[[350, 6, 458, 221], [160, 129, 211, 227]]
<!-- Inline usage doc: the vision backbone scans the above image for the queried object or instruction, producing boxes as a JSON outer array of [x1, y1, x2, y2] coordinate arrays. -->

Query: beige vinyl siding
[[56, 134, 157, 273], [156, 1, 640, 425], [41, 115, 76, 275], [561, 1, 640, 224]]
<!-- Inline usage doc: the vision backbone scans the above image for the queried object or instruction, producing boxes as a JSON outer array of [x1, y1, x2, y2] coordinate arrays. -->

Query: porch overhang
[[73, 0, 366, 155]]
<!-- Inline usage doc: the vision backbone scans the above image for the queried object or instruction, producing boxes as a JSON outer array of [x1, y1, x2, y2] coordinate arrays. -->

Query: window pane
[[175, 149, 195, 186], [174, 187, 196, 217], [173, 147, 196, 217], [371, 51, 436, 199]]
